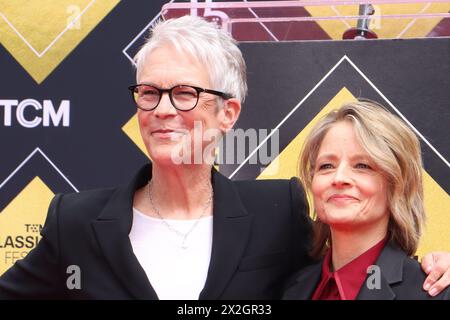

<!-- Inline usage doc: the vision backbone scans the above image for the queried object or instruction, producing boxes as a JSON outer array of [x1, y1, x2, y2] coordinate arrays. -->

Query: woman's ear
[[218, 98, 241, 134]]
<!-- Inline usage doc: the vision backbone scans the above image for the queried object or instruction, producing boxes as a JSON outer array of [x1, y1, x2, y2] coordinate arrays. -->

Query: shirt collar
[[318, 237, 387, 300]]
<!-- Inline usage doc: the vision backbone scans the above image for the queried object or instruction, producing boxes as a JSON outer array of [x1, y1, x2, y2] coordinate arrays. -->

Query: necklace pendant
[[181, 237, 188, 249]]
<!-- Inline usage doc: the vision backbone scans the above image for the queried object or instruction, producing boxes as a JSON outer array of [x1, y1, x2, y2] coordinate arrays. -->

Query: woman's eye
[[175, 91, 196, 97], [355, 163, 371, 169], [143, 90, 158, 96], [318, 163, 333, 170]]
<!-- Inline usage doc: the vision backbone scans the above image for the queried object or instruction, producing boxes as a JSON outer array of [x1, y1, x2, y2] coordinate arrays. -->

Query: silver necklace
[[148, 181, 213, 249]]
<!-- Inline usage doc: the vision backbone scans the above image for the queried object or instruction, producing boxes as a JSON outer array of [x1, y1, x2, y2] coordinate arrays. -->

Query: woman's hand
[[421, 252, 450, 296]]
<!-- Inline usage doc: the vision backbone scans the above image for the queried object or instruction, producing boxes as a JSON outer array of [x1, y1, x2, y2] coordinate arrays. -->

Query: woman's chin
[[319, 212, 359, 230], [149, 150, 199, 167], [148, 147, 181, 166]]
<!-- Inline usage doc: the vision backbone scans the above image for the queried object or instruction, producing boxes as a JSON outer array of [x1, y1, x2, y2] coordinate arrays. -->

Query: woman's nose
[[331, 164, 352, 187], [153, 93, 177, 118]]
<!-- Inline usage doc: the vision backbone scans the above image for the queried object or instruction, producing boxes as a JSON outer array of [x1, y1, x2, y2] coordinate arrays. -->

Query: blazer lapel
[[284, 263, 323, 300], [357, 272, 395, 300], [92, 164, 158, 300], [357, 242, 405, 300], [199, 169, 253, 299]]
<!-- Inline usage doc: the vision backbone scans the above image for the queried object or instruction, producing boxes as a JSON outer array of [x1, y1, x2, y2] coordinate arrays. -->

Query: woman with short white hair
[[0, 15, 312, 300]]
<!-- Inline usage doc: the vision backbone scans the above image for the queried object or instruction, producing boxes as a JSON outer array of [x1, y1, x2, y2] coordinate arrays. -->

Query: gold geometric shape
[[416, 172, 450, 257], [0, 176, 54, 276], [0, 0, 120, 83], [258, 87, 450, 257], [122, 113, 149, 157], [305, 3, 450, 40], [258, 87, 356, 180]]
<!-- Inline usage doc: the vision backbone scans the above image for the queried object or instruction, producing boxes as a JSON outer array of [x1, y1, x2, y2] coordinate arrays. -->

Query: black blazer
[[0, 164, 312, 299], [283, 242, 450, 300]]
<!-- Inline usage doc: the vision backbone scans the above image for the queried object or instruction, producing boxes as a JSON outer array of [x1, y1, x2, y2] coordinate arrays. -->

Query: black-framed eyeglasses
[[128, 84, 233, 111]]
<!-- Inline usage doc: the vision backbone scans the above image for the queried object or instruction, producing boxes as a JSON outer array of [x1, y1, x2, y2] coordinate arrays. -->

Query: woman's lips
[[151, 129, 185, 139], [327, 194, 359, 203]]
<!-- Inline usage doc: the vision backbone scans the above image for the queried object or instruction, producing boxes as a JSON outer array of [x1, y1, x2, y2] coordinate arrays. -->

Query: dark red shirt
[[312, 237, 387, 300]]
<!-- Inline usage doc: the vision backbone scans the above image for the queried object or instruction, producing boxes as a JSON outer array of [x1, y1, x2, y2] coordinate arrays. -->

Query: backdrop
[[0, 0, 449, 276]]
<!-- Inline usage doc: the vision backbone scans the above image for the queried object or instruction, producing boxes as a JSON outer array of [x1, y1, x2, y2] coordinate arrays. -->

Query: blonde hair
[[299, 100, 425, 258]]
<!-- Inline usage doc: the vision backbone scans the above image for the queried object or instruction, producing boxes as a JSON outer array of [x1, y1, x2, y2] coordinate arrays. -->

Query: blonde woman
[[284, 100, 449, 300]]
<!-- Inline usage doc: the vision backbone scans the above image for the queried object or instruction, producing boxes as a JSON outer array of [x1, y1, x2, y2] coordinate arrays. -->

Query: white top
[[129, 208, 213, 300]]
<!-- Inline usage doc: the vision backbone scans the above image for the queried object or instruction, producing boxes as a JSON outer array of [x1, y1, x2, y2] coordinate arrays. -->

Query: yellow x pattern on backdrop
[[306, 3, 450, 40], [0, 0, 119, 275], [0, 0, 119, 83]]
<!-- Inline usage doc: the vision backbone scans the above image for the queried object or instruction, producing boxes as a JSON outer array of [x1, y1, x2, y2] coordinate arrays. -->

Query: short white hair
[[133, 15, 247, 103]]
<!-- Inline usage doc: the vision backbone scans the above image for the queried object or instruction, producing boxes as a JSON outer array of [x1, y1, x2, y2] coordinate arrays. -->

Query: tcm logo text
[[0, 99, 70, 127]]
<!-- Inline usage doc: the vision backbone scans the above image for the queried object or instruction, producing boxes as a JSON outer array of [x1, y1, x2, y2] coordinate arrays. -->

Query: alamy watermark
[[166, 121, 279, 170], [66, 265, 81, 290], [366, 265, 381, 290]]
